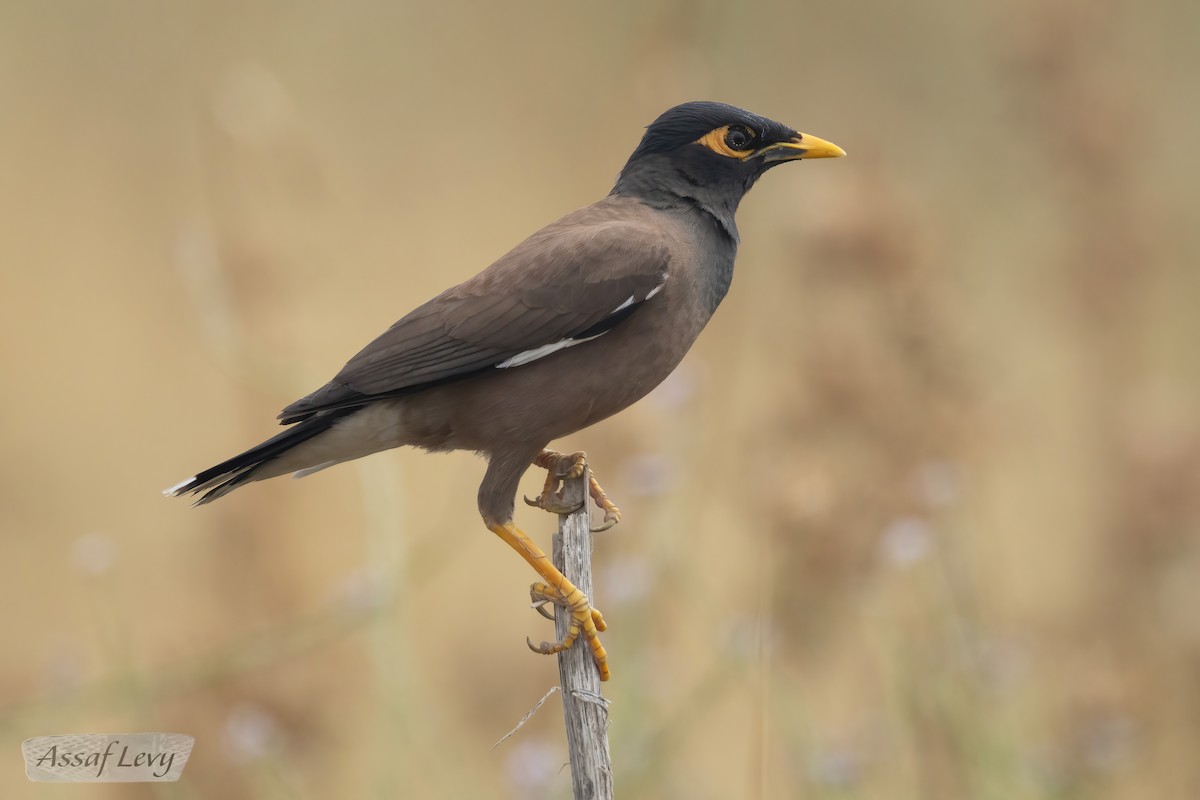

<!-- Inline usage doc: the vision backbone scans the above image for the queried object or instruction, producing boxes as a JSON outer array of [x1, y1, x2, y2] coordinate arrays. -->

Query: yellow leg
[[487, 520, 610, 681]]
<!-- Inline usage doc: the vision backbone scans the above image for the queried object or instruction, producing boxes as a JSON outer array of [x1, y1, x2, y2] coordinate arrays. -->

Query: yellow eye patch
[[694, 125, 755, 159]]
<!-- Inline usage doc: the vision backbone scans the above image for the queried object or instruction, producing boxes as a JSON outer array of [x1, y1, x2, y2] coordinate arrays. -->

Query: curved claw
[[590, 516, 619, 533], [529, 585, 558, 620], [531, 600, 556, 621], [527, 636, 559, 655], [589, 503, 622, 533]]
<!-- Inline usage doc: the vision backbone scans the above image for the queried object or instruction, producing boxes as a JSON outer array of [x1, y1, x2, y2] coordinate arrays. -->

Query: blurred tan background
[[2, 1, 1199, 798]]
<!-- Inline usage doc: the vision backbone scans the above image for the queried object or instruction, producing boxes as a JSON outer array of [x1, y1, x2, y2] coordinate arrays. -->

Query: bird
[[165, 101, 845, 681]]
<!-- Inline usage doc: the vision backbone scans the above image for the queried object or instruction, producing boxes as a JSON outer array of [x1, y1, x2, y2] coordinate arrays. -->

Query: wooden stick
[[553, 465, 614, 800]]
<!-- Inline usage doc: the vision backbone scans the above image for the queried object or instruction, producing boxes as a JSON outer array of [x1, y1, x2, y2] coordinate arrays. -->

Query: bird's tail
[[163, 409, 354, 505]]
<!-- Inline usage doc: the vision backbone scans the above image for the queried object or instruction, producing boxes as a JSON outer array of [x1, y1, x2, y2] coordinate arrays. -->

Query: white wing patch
[[495, 333, 605, 369], [612, 294, 636, 314], [496, 275, 668, 370]]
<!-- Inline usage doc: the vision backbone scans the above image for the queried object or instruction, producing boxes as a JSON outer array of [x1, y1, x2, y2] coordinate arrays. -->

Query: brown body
[[256, 195, 721, 524]]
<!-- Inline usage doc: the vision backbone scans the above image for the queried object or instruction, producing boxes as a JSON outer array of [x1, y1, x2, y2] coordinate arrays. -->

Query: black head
[[613, 101, 844, 221]]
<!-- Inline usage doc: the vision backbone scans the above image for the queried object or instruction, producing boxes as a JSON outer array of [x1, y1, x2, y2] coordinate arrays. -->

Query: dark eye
[[725, 126, 753, 150]]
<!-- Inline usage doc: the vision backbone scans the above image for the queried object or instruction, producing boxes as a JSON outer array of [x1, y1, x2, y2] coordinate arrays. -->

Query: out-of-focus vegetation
[[2, 2, 1198, 798]]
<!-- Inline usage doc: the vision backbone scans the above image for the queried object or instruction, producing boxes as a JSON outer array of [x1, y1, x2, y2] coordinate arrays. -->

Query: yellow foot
[[527, 581, 610, 681], [488, 520, 613, 682], [525, 449, 623, 532]]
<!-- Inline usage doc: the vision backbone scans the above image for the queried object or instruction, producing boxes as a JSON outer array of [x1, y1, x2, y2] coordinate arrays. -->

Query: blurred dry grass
[[2, 1, 1199, 798]]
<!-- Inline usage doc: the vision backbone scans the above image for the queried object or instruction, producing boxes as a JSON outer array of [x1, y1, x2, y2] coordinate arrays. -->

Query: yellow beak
[[755, 132, 847, 162]]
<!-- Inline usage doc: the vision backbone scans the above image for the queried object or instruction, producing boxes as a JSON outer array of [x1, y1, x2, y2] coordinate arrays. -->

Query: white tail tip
[[163, 477, 197, 497]]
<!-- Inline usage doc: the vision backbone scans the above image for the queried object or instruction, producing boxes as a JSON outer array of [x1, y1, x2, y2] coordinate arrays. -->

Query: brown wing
[[278, 215, 671, 423]]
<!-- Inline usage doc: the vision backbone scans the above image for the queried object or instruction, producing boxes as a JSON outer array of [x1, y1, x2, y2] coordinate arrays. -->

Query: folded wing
[[279, 219, 671, 423]]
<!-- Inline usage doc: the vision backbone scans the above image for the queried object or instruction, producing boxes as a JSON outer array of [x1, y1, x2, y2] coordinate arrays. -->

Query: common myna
[[166, 101, 845, 680]]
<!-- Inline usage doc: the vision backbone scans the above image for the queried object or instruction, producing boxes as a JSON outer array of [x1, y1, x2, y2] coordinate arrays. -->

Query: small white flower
[[504, 739, 561, 795], [879, 516, 932, 567], [222, 704, 280, 763]]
